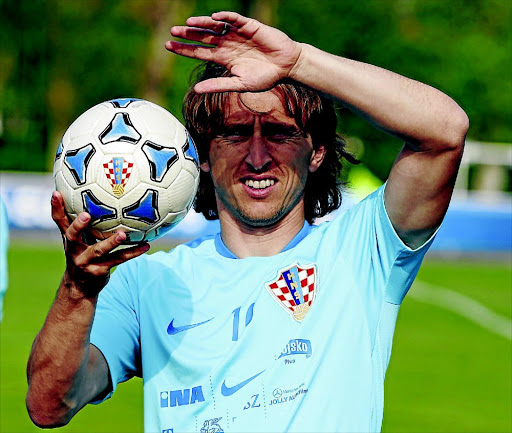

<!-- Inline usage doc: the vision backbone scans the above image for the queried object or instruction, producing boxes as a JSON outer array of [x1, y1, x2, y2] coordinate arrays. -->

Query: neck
[[218, 205, 307, 258]]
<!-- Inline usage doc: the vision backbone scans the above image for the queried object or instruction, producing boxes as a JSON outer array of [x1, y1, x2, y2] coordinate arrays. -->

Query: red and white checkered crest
[[103, 157, 133, 196], [265, 262, 317, 322]]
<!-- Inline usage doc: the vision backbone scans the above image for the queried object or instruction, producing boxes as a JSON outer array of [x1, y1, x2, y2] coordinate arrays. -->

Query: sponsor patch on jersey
[[265, 262, 317, 322], [278, 339, 312, 359], [103, 157, 133, 196], [269, 383, 308, 406], [159, 386, 205, 408], [200, 417, 224, 433]]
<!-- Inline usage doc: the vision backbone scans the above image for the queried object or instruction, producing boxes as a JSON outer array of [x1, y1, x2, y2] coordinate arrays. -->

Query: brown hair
[[183, 62, 358, 223]]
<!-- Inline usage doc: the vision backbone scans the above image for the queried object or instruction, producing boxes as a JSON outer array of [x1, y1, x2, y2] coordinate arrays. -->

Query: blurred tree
[[276, 0, 512, 180], [0, 0, 49, 171], [0, 0, 510, 182]]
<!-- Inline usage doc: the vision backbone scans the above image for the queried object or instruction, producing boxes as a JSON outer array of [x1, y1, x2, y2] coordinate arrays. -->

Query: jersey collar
[[214, 221, 312, 259]]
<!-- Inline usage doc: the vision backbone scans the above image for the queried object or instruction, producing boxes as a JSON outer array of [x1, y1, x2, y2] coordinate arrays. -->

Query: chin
[[237, 207, 287, 228]]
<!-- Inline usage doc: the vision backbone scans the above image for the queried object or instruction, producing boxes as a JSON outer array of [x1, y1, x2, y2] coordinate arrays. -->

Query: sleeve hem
[[88, 343, 115, 405], [381, 182, 441, 254]]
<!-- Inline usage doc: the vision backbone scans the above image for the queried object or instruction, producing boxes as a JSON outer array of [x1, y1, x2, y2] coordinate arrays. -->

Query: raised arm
[[26, 192, 149, 427], [292, 43, 468, 248], [167, 11, 469, 248]]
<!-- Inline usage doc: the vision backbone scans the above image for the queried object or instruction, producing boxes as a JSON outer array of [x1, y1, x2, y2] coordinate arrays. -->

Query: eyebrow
[[219, 124, 253, 135], [261, 122, 302, 136], [218, 123, 303, 138]]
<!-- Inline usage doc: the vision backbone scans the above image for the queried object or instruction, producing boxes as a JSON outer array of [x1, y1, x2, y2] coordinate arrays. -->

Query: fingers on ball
[[66, 212, 91, 242]]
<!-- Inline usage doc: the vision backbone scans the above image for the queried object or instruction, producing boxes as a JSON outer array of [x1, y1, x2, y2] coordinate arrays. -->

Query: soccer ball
[[53, 98, 200, 244]]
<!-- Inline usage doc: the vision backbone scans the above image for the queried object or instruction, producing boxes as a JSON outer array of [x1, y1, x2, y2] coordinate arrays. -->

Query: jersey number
[[231, 303, 255, 341]]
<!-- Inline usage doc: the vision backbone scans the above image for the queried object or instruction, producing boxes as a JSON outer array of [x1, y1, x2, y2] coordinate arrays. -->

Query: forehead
[[225, 89, 296, 125]]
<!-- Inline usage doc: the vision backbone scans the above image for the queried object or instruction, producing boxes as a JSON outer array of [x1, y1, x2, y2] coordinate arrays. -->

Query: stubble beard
[[236, 205, 289, 228], [217, 187, 305, 229]]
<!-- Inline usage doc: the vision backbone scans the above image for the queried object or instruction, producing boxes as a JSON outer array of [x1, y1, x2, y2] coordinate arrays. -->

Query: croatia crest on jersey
[[265, 262, 317, 322], [103, 157, 133, 196]]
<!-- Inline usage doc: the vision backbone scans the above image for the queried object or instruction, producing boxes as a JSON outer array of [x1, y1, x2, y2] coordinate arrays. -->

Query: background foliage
[[1, 0, 511, 180]]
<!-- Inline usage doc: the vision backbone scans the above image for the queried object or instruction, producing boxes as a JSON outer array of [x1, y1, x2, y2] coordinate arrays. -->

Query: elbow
[[445, 106, 470, 153], [27, 414, 68, 430], [26, 390, 73, 428], [410, 105, 469, 156]]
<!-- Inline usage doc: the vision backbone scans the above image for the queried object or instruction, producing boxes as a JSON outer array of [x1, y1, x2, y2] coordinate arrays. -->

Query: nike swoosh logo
[[221, 370, 265, 397], [167, 318, 213, 335]]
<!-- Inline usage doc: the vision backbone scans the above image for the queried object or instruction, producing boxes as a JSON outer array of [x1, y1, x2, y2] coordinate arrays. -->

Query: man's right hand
[[27, 192, 150, 427], [51, 191, 150, 297]]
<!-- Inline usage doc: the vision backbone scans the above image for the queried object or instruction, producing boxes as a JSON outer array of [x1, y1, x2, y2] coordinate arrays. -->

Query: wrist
[[62, 269, 107, 301], [287, 42, 310, 83], [50, 272, 100, 327]]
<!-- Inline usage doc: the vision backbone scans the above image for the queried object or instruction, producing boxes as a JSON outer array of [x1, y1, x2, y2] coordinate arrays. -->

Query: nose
[[246, 136, 272, 173]]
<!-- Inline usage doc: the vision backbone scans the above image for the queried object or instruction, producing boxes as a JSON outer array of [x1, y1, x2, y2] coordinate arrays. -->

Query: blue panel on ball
[[64, 144, 95, 185], [123, 190, 159, 224], [141, 141, 178, 182], [81, 190, 117, 223], [145, 220, 180, 242], [99, 113, 141, 144], [108, 98, 142, 108], [55, 140, 63, 160], [183, 134, 200, 166]]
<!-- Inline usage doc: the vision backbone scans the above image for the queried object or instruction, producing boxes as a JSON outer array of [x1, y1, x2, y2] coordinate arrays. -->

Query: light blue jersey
[[91, 185, 435, 432]]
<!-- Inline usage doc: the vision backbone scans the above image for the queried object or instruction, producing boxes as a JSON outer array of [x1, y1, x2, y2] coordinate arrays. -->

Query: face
[[201, 89, 325, 228]]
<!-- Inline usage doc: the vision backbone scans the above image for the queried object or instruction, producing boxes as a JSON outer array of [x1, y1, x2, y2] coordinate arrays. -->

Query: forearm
[[26, 273, 106, 427], [290, 43, 468, 150], [27, 193, 147, 427], [289, 43, 468, 247]]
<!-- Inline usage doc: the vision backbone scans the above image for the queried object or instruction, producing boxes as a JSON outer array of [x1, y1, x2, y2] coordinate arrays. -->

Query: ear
[[200, 161, 211, 173], [309, 145, 326, 173]]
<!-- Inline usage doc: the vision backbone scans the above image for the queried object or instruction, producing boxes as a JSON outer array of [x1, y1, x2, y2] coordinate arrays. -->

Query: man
[[26, 11, 468, 432]]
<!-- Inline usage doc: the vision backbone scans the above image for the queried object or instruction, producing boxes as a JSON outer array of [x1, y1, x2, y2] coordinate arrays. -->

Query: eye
[[264, 125, 302, 143], [218, 126, 251, 143], [268, 133, 293, 142]]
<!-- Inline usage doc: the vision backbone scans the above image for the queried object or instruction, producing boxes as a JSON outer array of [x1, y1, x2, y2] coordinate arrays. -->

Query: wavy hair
[[183, 62, 358, 223]]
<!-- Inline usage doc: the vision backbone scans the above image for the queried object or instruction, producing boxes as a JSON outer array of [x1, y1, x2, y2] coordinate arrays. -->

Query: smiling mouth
[[244, 179, 275, 189]]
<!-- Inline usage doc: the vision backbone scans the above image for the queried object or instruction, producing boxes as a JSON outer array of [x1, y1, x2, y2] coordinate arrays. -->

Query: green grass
[[1, 244, 510, 432], [0, 243, 143, 433], [414, 259, 512, 318], [383, 258, 512, 433]]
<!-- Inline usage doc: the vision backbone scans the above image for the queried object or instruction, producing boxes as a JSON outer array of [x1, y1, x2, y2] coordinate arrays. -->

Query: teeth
[[245, 179, 275, 189]]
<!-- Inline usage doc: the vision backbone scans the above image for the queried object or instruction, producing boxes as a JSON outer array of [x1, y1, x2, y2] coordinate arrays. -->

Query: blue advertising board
[[0, 172, 510, 252]]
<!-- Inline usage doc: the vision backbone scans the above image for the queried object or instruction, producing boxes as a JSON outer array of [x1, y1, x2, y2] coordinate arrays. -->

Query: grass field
[[1, 242, 510, 432]]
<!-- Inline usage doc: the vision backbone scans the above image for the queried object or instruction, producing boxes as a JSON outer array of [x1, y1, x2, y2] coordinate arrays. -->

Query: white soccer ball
[[53, 98, 200, 244]]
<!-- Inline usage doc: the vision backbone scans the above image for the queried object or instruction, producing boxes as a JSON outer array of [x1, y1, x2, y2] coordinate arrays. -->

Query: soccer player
[[26, 11, 468, 432]]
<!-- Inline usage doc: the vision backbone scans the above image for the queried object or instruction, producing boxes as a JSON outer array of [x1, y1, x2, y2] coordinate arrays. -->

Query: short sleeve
[[89, 261, 141, 402], [375, 183, 438, 304], [332, 184, 438, 308]]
